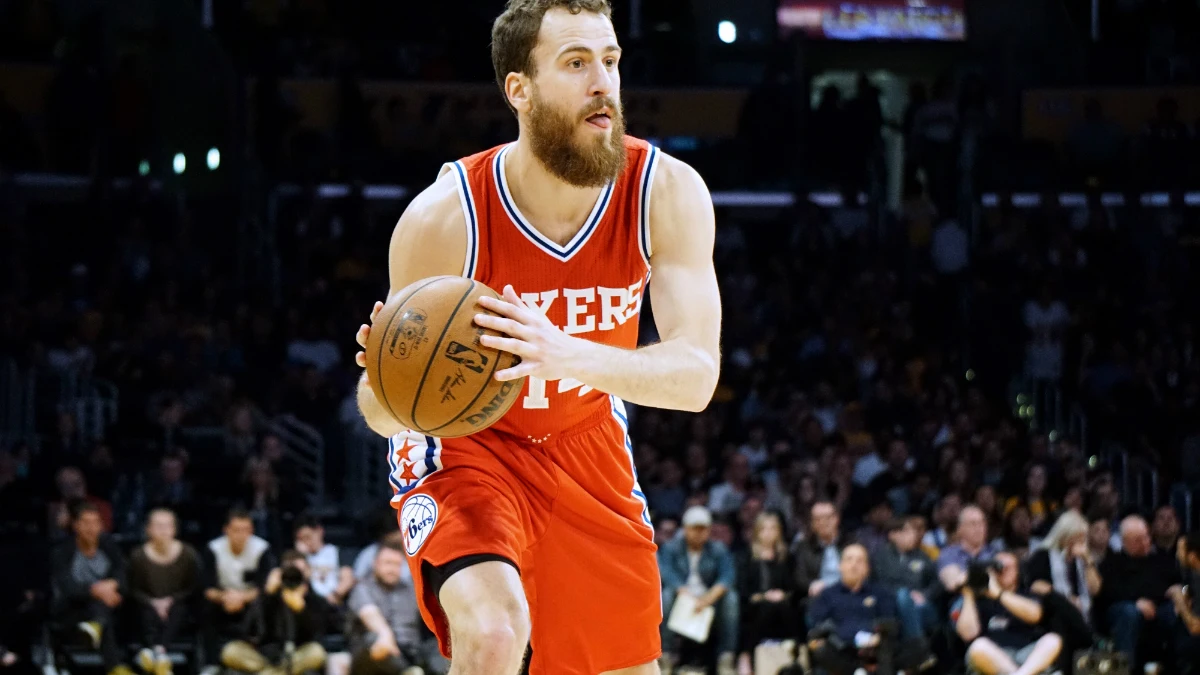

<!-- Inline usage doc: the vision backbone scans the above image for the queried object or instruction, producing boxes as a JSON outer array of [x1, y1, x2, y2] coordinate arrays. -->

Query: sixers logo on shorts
[[400, 494, 439, 556]]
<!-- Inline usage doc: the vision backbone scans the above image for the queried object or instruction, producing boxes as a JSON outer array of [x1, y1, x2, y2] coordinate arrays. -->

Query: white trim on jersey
[[439, 161, 480, 279], [609, 395, 653, 528], [493, 144, 614, 263], [637, 145, 660, 266], [387, 430, 444, 504]]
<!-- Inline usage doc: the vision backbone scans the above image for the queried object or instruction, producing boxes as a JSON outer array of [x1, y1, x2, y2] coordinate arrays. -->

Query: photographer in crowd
[[807, 544, 932, 675], [220, 551, 330, 675], [951, 552, 1062, 675]]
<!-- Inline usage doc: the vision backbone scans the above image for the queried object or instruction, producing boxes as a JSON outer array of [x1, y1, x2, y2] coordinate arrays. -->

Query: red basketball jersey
[[439, 136, 661, 443]]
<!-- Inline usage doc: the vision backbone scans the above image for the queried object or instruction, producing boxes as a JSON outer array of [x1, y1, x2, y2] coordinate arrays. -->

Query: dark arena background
[[3, 1, 1200, 675]]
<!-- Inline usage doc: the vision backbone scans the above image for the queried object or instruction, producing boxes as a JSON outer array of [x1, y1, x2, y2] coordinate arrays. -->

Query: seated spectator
[[48, 467, 114, 538], [1003, 465, 1057, 534], [952, 551, 1062, 675], [939, 505, 1000, 589], [222, 550, 329, 675], [996, 505, 1036, 560], [346, 534, 438, 675], [203, 508, 274, 662], [1086, 511, 1112, 564], [807, 544, 931, 675], [1027, 511, 1101, 622], [923, 494, 962, 553], [872, 518, 939, 640], [658, 506, 738, 674], [1170, 532, 1200, 674], [854, 495, 894, 556], [353, 511, 404, 581], [128, 508, 201, 675], [1098, 515, 1182, 669], [795, 501, 851, 602], [736, 512, 796, 673], [293, 514, 355, 605], [1151, 505, 1181, 554], [49, 502, 132, 675]]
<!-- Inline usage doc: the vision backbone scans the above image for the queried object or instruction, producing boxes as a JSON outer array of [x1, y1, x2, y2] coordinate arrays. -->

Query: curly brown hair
[[491, 0, 613, 110]]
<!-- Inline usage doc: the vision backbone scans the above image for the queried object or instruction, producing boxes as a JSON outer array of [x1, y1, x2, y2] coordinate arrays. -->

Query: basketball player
[[353, 2, 721, 673]]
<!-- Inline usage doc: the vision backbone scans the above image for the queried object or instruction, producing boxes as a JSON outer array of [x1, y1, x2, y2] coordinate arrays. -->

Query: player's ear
[[505, 72, 532, 114]]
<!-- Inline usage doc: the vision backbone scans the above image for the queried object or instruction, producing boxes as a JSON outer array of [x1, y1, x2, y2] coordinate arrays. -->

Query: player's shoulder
[[648, 148, 710, 205], [398, 169, 467, 238], [387, 170, 468, 284]]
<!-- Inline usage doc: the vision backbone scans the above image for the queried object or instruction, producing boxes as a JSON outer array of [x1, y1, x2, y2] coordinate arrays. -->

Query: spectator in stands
[[708, 453, 751, 518], [952, 551, 1063, 675], [1170, 532, 1200, 673], [736, 512, 795, 673], [1098, 515, 1182, 667], [795, 501, 851, 603], [1027, 511, 1102, 624], [854, 495, 895, 556], [293, 514, 355, 605], [128, 508, 200, 675], [872, 518, 938, 640], [1086, 512, 1113, 564], [346, 534, 437, 675], [48, 466, 114, 537], [658, 506, 739, 675], [353, 511, 403, 581], [924, 494, 961, 552], [939, 505, 999, 589], [49, 502, 132, 675], [807, 544, 929, 675], [1152, 505, 1181, 554], [997, 505, 1036, 560], [144, 452, 193, 512], [222, 550, 328, 675], [646, 457, 687, 521], [203, 509, 274, 662]]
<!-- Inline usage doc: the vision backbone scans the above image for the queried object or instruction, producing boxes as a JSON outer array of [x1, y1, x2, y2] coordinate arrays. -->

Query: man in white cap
[[657, 505, 739, 675]]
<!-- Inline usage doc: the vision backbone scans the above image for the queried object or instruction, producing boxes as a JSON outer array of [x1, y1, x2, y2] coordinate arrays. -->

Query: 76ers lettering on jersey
[[440, 136, 661, 443]]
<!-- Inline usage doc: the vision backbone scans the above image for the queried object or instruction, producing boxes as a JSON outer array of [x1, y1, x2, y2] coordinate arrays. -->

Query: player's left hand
[[475, 284, 583, 382]]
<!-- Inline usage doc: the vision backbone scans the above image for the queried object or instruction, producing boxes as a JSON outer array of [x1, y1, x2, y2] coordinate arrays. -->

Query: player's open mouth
[[585, 113, 611, 129]]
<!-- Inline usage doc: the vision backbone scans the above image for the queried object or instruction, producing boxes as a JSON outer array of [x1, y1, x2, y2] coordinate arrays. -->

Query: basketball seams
[[373, 276, 449, 424], [423, 285, 517, 434], [410, 279, 478, 432]]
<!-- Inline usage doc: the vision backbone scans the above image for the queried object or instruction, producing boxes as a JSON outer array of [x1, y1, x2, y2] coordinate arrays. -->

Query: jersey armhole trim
[[441, 161, 479, 279], [637, 145, 660, 267]]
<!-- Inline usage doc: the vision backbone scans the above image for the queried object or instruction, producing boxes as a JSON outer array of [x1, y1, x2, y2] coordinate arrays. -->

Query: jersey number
[[521, 377, 591, 409]]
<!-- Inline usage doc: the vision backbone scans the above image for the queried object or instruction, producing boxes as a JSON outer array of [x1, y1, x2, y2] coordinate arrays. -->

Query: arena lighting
[[207, 147, 221, 171], [718, 20, 738, 44], [172, 153, 186, 175], [138, 160, 150, 177]]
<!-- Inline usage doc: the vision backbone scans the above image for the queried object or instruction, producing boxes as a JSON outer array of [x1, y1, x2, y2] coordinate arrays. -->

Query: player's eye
[[605, 58, 617, 68], [569, 59, 583, 68]]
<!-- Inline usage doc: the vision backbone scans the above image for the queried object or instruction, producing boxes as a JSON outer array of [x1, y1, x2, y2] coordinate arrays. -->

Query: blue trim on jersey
[[423, 435, 438, 473], [451, 161, 478, 278], [493, 146, 614, 261], [610, 395, 653, 527], [386, 437, 404, 493], [638, 145, 658, 263]]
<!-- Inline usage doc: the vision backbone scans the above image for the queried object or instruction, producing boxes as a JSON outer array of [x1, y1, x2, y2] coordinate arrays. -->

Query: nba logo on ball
[[400, 494, 439, 556]]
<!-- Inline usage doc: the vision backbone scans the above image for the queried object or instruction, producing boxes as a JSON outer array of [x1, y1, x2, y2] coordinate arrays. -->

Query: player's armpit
[[386, 170, 469, 295]]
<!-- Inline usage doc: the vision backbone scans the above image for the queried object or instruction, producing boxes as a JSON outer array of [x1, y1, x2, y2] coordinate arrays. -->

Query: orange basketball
[[364, 276, 525, 438]]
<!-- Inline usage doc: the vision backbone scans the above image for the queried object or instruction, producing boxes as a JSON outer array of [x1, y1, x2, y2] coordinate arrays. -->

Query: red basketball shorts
[[389, 396, 661, 674]]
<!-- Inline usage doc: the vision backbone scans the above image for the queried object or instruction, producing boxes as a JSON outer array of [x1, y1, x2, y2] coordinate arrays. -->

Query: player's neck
[[504, 140, 606, 246]]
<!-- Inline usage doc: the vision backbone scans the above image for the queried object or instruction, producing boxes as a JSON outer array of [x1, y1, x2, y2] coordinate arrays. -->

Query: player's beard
[[527, 89, 627, 188]]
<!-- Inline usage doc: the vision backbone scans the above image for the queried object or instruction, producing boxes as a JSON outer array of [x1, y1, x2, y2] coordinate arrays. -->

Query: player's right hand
[[355, 301, 385, 368]]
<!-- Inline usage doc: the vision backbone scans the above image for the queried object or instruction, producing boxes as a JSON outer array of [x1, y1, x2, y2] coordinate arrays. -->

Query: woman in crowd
[[129, 508, 201, 675], [1027, 510, 1102, 620], [997, 503, 1035, 559], [737, 511, 796, 675], [1005, 463, 1058, 533]]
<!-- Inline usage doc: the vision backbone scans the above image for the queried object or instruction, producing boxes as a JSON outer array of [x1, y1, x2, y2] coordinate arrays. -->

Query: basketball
[[364, 275, 525, 438]]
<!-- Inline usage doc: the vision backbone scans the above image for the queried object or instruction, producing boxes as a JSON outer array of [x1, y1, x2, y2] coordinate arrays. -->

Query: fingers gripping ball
[[365, 276, 526, 437]]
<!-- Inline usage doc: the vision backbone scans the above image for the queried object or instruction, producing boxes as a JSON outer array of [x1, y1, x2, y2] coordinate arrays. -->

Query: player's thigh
[[600, 661, 661, 675], [439, 559, 531, 640]]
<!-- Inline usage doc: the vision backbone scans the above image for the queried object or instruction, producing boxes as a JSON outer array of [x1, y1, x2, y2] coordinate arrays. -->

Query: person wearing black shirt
[[953, 551, 1061, 675], [808, 544, 931, 675], [220, 550, 330, 675], [1097, 515, 1181, 667], [872, 518, 939, 640], [1168, 532, 1200, 675]]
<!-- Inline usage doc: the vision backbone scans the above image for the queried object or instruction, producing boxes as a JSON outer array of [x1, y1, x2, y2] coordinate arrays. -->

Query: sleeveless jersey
[[439, 136, 661, 443]]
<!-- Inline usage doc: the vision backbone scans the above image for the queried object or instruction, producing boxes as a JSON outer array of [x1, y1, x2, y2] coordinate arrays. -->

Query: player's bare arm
[[355, 171, 467, 437], [476, 152, 721, 412]]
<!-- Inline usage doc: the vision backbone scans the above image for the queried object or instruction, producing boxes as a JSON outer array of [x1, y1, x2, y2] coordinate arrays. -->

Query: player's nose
[[588, 66, 614, 98]]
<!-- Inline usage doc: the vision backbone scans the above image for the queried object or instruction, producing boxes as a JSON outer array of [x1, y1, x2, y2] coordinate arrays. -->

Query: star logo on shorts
[[395, 438, 419, 483]]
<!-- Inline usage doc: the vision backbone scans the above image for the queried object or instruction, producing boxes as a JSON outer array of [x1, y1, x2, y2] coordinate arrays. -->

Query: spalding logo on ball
[[365, 276, 526, 438]]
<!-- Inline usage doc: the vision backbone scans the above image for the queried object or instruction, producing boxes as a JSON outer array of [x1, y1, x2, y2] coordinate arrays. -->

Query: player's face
[[525, 7, 626, 187]]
